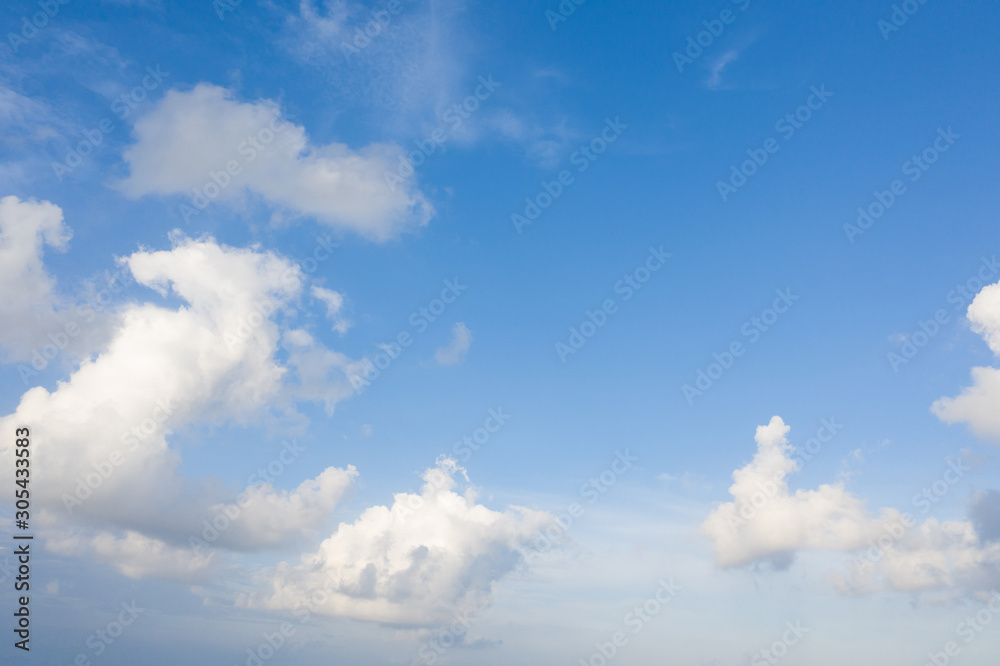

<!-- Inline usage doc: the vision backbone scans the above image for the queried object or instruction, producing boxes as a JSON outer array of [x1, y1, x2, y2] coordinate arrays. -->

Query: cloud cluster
[[1, 207, 545, 624], [118, 83, 432, 240], [701, 417, 1000, 597], [0, 223, 363, 580], [254, 458, 550, 625]]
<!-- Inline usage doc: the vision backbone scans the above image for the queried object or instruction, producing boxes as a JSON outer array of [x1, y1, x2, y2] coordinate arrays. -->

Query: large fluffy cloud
[[0, 207, 546, 623], [0, 224, 363, 580], [251, 458, 551, 625], [118, 83, 432, 240], [933, 279, 1000, 441], [701, 417, 1000, 597]]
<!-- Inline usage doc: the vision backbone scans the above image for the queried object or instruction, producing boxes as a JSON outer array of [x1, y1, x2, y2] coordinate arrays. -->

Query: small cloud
[[45, 580, 59, 595], [532, 67, 570, 85], [434, 322, 473, 366], [312, 286, 351, 335], [658, 471, 710, 491], [361, 424, 373, 438], [707, 50, 739, 90]]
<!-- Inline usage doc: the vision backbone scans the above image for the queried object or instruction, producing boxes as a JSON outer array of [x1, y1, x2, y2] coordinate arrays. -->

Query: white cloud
[[118, 83, 432, 240], [0, 196, 119, 367], [434, 322, 472, 366], [933, 279, 1000, 442], [0, 229, 364, 579], [0, 196, 70, 361], [831, 517, 1000, 597], [47, 530, 219, 582], [701, 416, 905, 569], [311, 285, 351, 335], [285, 0, 471, 120], [205, 466, 359, 552], [707, 50, 739, 90], [702, 417, 1000, 598], [283, 328, 368, 414], [252, 458, 550, 625]]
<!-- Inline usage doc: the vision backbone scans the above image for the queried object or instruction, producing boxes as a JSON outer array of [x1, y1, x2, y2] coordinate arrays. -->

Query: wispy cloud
[[434, 321, 472, 366], [706, 50, 740, 90]]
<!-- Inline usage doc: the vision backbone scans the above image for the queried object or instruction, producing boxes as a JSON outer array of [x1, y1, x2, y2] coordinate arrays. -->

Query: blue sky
[[2, 0, 1000, 664]]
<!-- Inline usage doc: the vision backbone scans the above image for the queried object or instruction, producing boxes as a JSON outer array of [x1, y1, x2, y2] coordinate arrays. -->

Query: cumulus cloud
[[118, 83, 432, 240], [701, 416, 906, 569], [0, 229, 363, 578], [933, 279, 1000, 442], [434, 322, 472, 366], [702, 417, 1000, 598], [831, 518, 1000, 597], [252, 458, 550, 625]]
